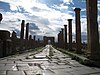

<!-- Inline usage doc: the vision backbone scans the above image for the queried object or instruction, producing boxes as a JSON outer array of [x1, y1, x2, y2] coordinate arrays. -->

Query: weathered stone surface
[[20, 20, 25, 39], [86, 0, 100, 61], [68, 19, 72, 50], [74, 8, 81, 53], [64, 25, 67, 49], [25, 23, 29, 40], [7, 71, 25, 75], [0, 45, 100, 75], [0, 71, 6, 75]]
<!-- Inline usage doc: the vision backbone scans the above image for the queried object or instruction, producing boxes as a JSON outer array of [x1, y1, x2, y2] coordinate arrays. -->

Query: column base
[[87, 52, 100, 61]]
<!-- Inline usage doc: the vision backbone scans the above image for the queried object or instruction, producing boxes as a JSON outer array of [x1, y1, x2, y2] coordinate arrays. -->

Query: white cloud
[[81, 17, 87, 32], [0, 0, 88, 41], [81, 8, 86, 12], [62, 0, 73, 3]]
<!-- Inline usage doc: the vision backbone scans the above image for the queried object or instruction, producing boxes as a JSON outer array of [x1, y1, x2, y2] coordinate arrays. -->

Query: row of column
[[61, 0, 100, 61], [63, 20, 73, 50], [61, 8, 81, 53], [20, 20, 29, 40]]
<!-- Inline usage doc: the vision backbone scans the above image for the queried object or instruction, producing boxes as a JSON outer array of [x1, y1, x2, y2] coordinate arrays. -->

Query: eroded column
[[25, 23, 29, 40], [33, 35, 36, 41], [74, 8, 81, 53], [20, 20, 25, 39], [86, 0, 100, 60], [64, 25, 67, 49], [61, 28, 64, 48], [68, 19, 72, 50]]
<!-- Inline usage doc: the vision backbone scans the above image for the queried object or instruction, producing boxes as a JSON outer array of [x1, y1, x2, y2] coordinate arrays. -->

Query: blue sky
[[0, 0, 100, 42]]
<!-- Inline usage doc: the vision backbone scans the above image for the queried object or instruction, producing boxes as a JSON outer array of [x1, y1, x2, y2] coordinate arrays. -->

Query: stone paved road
[[0, 45, 100, 75]]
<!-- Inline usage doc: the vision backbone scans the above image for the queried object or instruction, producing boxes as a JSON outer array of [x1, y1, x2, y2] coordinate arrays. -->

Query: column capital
[[64, 25, 67, 27], [61, 28, 64, 31], [22, 20, 25, 24], [26, 23, 29, 25], [68, 19, 72, 21], [74, 8, 81, 11]]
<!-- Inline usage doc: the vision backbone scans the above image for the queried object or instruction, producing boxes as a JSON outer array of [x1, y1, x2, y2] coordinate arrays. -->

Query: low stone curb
[[0, 46, 44, 60], [56, 48, 100, 68]]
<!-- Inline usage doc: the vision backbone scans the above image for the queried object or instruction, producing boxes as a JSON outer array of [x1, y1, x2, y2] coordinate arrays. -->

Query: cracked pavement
[[0, 45, 100, 75]]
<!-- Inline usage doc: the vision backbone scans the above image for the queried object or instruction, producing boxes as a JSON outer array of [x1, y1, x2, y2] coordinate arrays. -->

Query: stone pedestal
[[68, 19, 72, 50], [74, 8, 81, 53], [86, 0, 100, 60]]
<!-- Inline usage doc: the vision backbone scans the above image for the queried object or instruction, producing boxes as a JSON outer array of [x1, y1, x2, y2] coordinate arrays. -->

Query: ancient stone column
[[61, 28, 64, 48], [0, 30, 10, 56], [86, 0, 100, 60], [64, 25, 67, 49], [25, 23, 29, 40], [12, 31, 17, 38], [11, 31, 17, 54], [29, 35, 32, 40], [68, 19, 72, 50], [58, 31, 61, 48], [74, 8, 81, 53], [33, 35, 36, 41], [20, 20, 25, 39], [0, 13, 3, 23], [61, 28, 64, 42]]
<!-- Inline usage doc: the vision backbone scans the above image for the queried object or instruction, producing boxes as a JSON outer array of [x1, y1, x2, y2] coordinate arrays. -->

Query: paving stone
[[22, 58, 49, 62], [68, 60, 84, 67], [15, 61, 32, 64], [53, 69, 73, 75], [0, 60, 14, 64], [0, 71, 6, 75], [25, 70, 43, 75], [0, 45, 100, 75], [7, 58, 21, 61], [17, 64, 30, 71], [7, 71, 25, 75], [17, 63, 29, 67], [0, 64, 17, 71], [43, 69, 55, 75], [71, 66, 100, 75], [0, 64, 5, 66], [90, 73, 100, 75]]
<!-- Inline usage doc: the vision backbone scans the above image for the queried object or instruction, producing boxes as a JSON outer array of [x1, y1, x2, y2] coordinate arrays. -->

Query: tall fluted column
[[86, 0, 100, 60], [25, 23, 29, 40], [0, 13, 3, 23], [68, 19, 72, 50], [33, 35, 36, 41], [20, 20, 25, 39], [64, 25, 67, 49], [74, 8, 81, 53], [61, 28, 64, 48]]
